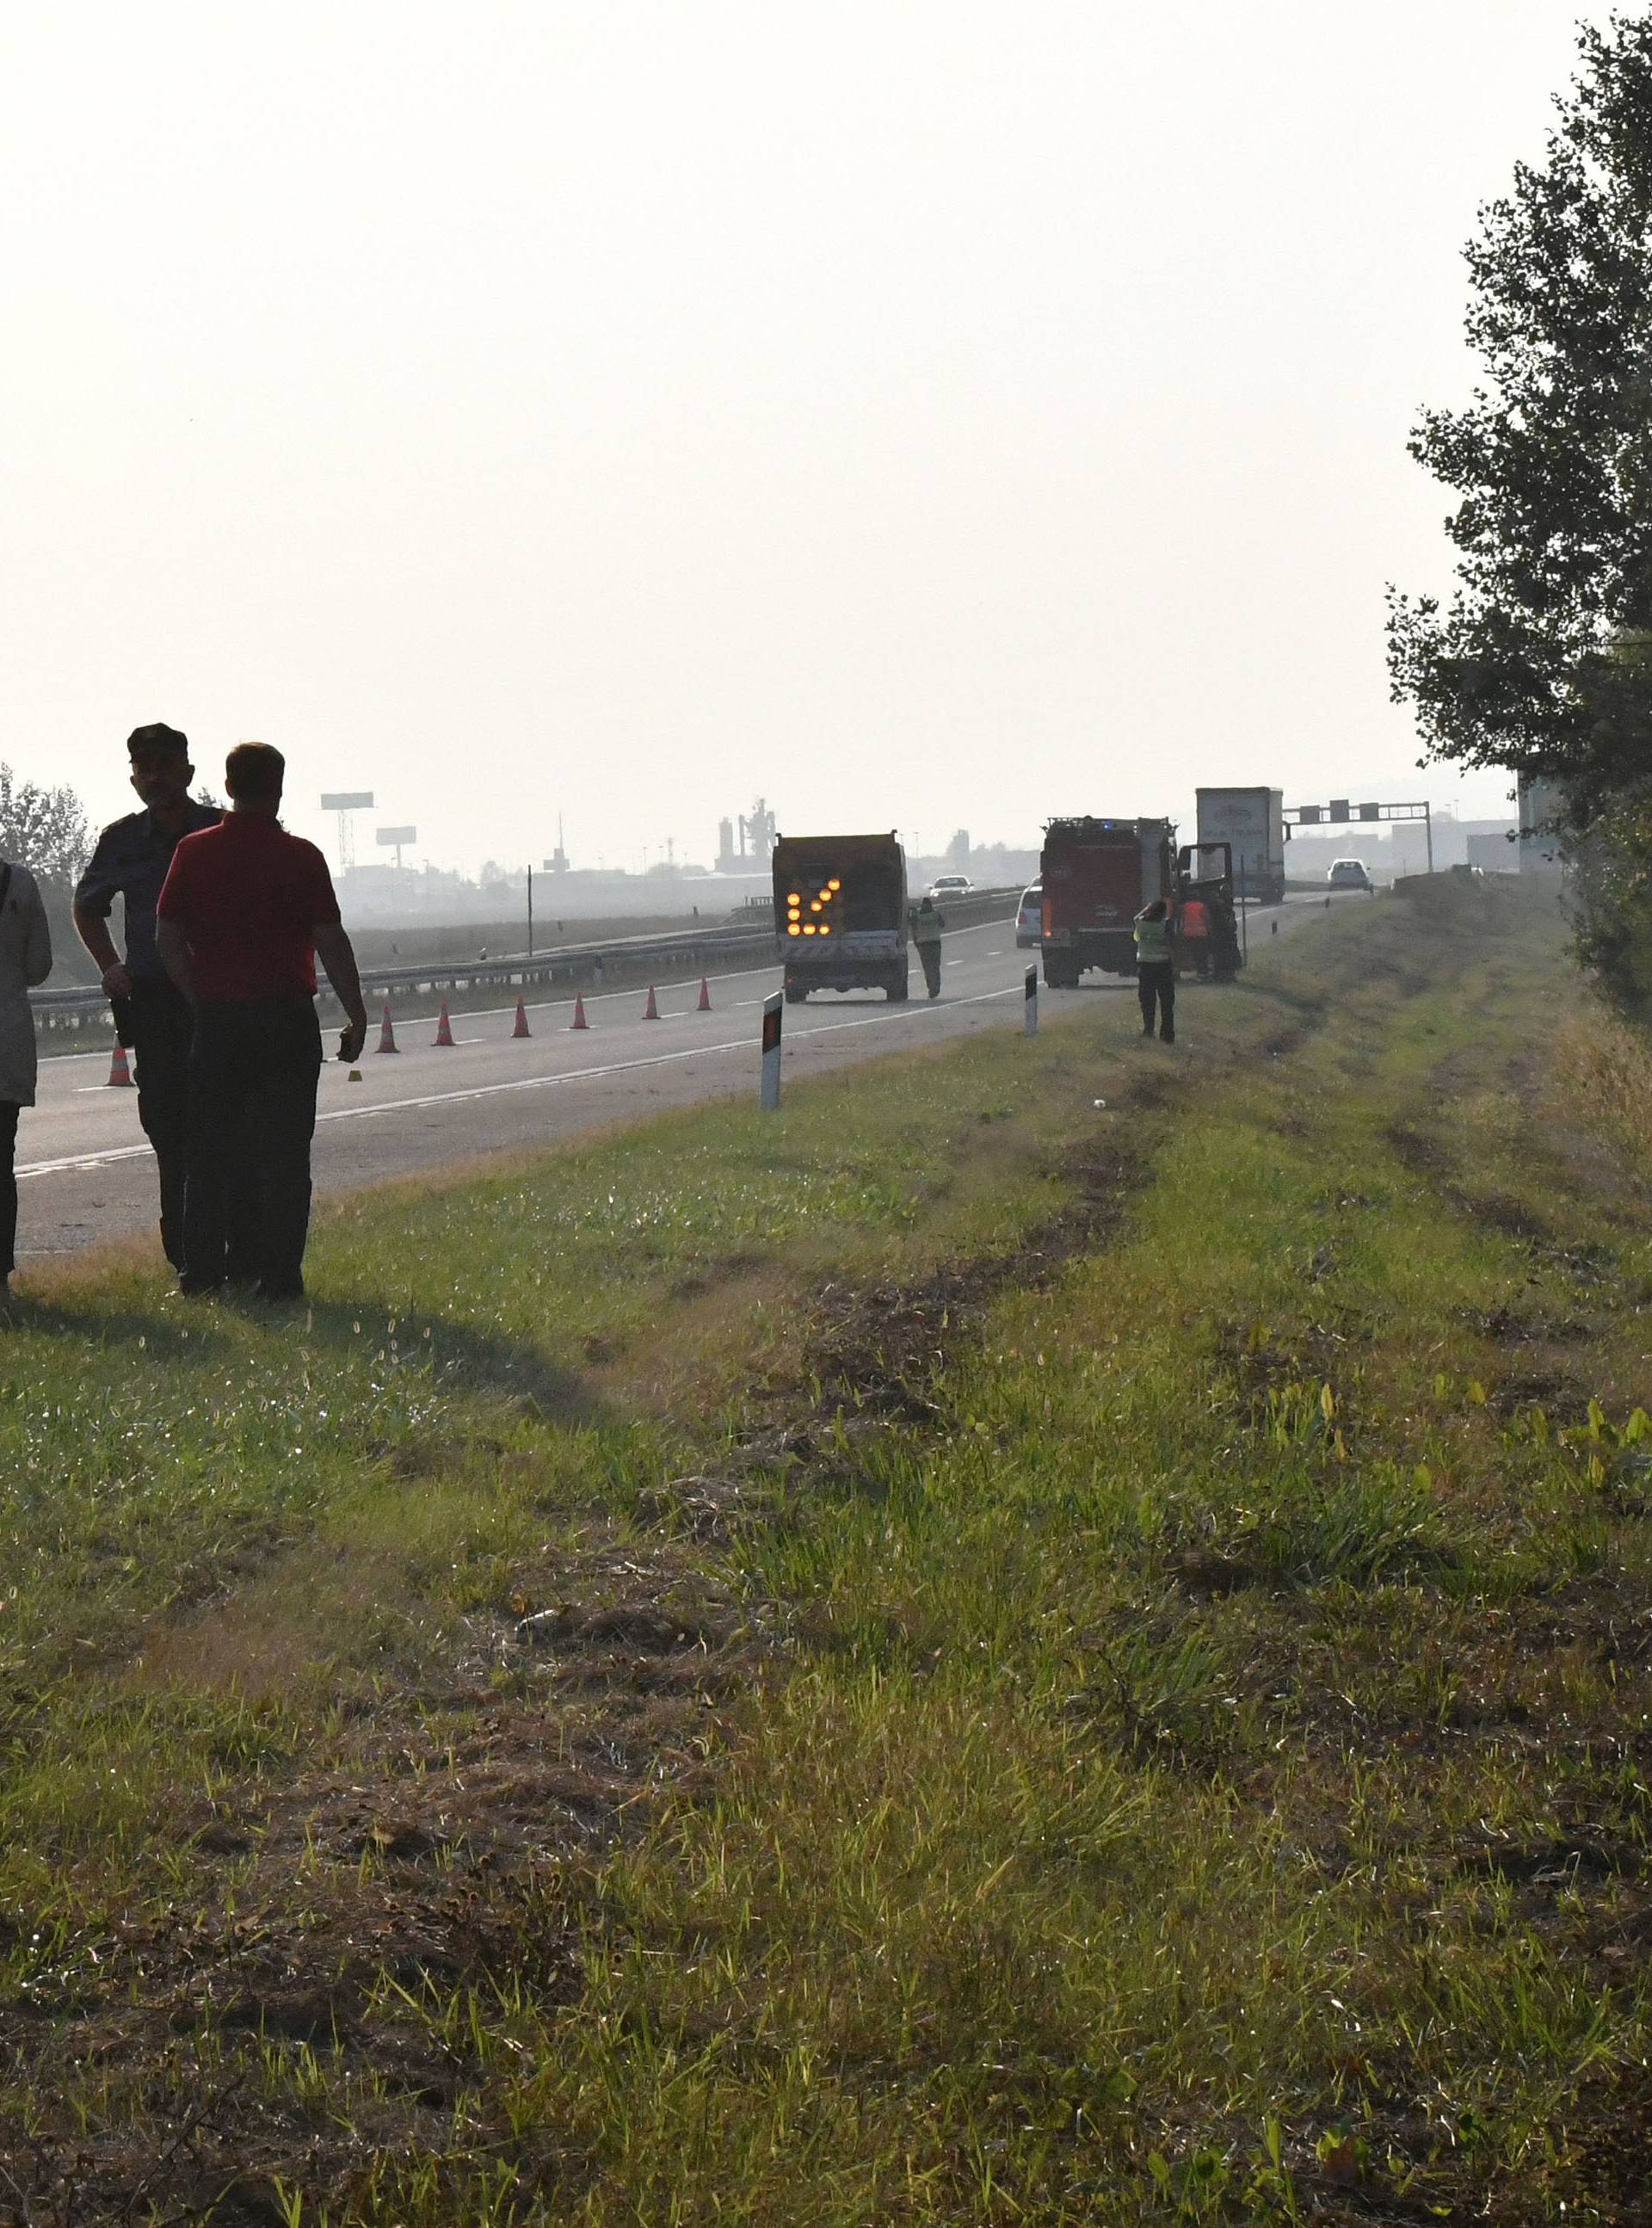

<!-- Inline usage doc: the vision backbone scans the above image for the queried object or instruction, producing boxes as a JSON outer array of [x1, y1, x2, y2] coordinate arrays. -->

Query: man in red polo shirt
[[157, 741, 367, 1301]]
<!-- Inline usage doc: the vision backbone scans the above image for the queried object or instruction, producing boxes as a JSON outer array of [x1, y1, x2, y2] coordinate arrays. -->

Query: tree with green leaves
[[0, 762, 90, 889], [1387, 11, 1652, 1007]]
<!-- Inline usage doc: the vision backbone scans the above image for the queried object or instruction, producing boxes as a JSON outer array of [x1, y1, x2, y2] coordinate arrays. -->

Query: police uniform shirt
[[75, 800, 221, 984]]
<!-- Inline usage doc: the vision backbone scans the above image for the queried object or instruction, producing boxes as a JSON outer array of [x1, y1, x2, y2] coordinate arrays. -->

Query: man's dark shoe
[[255, 1281, 305, 1305], [177, 1274, 224, 1298]]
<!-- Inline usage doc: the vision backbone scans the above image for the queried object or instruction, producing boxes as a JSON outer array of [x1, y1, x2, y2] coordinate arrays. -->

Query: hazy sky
[[2, 3, 1615, 876]]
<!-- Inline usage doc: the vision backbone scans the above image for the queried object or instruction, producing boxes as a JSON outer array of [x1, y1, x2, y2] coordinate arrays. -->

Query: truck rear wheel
[[785, 984, 807, 1004], [1042, 955, 1078, 989]]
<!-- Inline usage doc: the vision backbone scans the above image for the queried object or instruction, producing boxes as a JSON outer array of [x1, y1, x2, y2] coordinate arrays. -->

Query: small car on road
[[1328, 857, 1372, 892], [928, 873, 974, 900], [1015, 883, 1042, 947]]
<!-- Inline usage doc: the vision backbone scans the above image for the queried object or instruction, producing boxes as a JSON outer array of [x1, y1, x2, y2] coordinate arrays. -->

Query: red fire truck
[[1039, 817, 1177, 986]]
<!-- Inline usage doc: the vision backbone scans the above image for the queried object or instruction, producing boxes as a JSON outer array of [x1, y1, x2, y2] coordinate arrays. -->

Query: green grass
[[4, 877, 1650, 2222]]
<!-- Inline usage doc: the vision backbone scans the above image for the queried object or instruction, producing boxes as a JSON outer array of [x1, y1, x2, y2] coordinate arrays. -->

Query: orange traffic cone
[[643, 984, 660, 1020], [435, 1002, 455, 1046], [513, 996, 531, 1039], [570, 992, 589, 1030], [377, 1002, 398, 1053], [697, 975, 712, 1011], [107, 1040, 133, 1088]]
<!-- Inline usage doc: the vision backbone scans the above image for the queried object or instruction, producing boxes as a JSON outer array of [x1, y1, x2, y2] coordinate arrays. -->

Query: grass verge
[[3, 877, 1649, 2224]]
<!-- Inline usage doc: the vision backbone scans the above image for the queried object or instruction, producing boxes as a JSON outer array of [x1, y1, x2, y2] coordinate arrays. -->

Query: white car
[[928, 873, 973, 900], [1328, 858, 1372, 891], [1015, 883, 1042, 947]]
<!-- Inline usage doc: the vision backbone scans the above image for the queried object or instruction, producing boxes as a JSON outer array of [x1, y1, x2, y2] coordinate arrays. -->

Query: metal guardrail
[[33, 891, 1022, 1028]]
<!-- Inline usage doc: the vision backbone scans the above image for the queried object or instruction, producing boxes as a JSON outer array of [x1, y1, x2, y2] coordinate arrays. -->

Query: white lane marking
[[310, 987, 1020, 1126], [36, 914, 1025, 1065], [18, 1142, 152, 1178], [22, 984, 1020, 1175]]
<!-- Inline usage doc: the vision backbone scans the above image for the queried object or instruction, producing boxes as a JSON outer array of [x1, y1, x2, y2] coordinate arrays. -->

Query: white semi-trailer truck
[[1194, 787, 1285, 905]]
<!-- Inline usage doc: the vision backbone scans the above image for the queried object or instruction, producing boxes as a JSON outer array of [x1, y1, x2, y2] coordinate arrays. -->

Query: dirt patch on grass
[[0, 1531, 761, 2222]]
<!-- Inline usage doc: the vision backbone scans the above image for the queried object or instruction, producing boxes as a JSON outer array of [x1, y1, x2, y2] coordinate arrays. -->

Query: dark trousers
[[126, 980, 261, 1274], [916, 941, 942, 997], [126, 979, 194, 1269], [1137, 961, 1175, 1041], [0, 1102, 16, 1277], [182, 998, 322, 1296]]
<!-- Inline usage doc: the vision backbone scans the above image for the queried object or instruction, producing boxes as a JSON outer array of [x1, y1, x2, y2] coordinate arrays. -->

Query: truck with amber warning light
[[773, 830, 909, 1003], [1039, 816, 1177, 986]]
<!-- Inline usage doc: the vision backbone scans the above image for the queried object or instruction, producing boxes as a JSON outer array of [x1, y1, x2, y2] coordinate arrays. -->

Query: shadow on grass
[[268, 1297, 611, 1428], [17, 1289, 609, 1429], [15, 1295, 240, 1363]]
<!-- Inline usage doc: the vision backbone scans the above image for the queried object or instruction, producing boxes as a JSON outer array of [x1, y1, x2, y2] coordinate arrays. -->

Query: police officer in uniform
[[912, 894, 946, 997], [73, 725, 225, 1272]]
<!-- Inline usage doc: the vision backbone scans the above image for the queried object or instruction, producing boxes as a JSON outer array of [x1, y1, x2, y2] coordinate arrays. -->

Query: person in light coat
[[0, 856, 53, 1299]]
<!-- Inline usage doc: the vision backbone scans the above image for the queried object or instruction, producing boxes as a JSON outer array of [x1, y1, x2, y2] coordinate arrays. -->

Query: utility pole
[[527, 864, 534, 959]]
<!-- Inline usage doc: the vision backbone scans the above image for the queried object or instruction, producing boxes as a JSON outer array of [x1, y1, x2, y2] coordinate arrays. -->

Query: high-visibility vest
[[1134, 917, 1170, 964], [914, 908, 943, 946], [1180, 899, 1209, 936]]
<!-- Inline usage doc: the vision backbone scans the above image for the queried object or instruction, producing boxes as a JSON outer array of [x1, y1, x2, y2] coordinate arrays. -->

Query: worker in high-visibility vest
[[1133, 899, 1176, 1042], [1178, 892, 1211, 978], [912, 896, 946, 997]]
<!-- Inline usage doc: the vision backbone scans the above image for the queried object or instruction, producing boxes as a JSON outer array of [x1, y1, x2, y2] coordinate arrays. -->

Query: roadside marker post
[[760, 992, 782, 1110], [1024, 966, 1039, 1036]]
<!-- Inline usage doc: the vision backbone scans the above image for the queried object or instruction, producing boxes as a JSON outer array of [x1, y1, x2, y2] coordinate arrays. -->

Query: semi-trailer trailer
[[1194, 787, 1285, 904], [773, 830, 909, 1003], [1039, 817, 1176, 986]]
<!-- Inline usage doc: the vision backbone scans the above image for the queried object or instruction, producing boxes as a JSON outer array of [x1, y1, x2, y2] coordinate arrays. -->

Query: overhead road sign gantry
[[377, 825, 417, 872], [1285, 797, 1434, 873]]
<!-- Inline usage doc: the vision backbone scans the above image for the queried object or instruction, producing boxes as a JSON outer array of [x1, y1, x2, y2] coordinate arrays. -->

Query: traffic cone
[[513, 996, 531, 1039], [377, 1002, 399, 1053], [643, 984, 660, 1020], [435, 1001, 455, 1046], [697, 975, 712, 1011], [570, 993, 589, 1030], [107, 1041, 133, 1088]]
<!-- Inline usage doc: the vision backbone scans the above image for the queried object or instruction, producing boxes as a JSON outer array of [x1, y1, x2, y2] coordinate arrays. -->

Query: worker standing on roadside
[[912, 894, 945, 998], [73, 725, 222, 1272], [1133, 898, 1176, 1043], [1178, 891, 1211, 978], [156, 742, 368, 1303], [0, 850, 53, 1305]]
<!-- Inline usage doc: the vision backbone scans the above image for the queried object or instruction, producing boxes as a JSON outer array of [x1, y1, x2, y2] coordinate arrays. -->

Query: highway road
[[16, 903, 1322, 1264]]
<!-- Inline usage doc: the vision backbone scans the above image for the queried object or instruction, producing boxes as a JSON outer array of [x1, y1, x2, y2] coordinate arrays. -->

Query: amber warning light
[[785, 878, 842, 936]]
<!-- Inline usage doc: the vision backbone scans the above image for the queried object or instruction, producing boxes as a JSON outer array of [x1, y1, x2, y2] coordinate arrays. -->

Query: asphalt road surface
[[18, 903, 1325, 1263]]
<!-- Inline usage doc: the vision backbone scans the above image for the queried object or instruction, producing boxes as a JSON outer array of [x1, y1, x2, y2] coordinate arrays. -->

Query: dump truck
[[774, 830, 909, 1002], [1194, 787, 1285, 904], [1039, 817, 1176, 986]]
